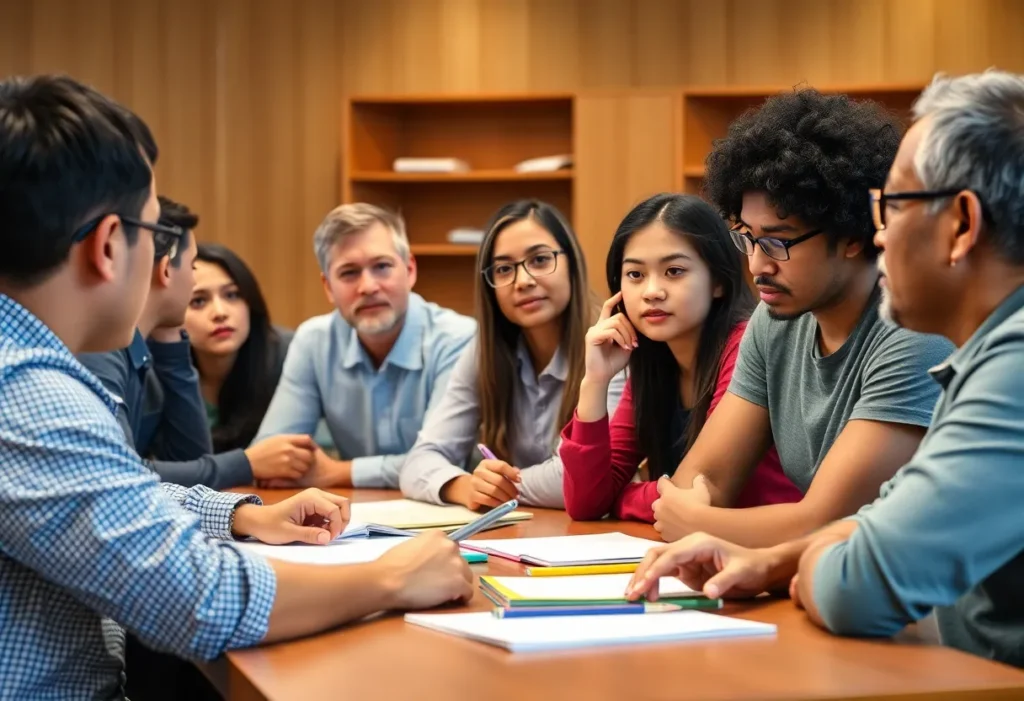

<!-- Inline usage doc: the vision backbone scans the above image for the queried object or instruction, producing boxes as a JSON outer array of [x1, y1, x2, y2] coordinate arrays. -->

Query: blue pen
[[492, 601, 714, 619], [448, 498, 519, 542]]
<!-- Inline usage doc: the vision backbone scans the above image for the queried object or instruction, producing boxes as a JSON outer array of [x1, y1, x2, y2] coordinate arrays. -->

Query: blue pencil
[[492, 600, 722, 619]]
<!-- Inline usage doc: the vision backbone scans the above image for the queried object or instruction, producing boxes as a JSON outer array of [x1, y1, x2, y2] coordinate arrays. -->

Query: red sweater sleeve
[[713, 322, 803, 508], [560, 380, 646, 520]]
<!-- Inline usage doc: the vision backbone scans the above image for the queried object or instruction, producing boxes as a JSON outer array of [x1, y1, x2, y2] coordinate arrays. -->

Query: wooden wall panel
[[575, 92, 680, 297], [2, 0, 1024, 324]]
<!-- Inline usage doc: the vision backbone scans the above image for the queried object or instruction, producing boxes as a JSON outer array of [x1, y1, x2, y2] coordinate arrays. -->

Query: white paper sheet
[[463, 532, 661, 566], [404, 610, 776, 652]]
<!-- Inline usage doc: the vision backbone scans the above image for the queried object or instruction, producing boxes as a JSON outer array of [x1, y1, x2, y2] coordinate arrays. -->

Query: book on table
[[479, 573, 707, 608], [460, 532, 660, 566]]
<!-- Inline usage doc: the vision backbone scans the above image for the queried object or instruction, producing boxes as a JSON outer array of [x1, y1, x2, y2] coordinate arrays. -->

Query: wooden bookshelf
[[342, 94, 575, 315], [679, 83, 925, 196]]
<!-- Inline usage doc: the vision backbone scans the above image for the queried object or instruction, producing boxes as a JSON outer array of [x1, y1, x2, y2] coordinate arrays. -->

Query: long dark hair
[[192, 243, 282, 452], [607, 194, 755, 480], [475, 200, 594, 460]]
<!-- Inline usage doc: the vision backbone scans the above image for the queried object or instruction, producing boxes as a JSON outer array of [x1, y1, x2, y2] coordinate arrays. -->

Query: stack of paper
[[461, 532, 659, 566], [350, 499, 532, 533], [393, 157, 469, 173], [405, 610, 776, 652], [479, 573, 704, 608]]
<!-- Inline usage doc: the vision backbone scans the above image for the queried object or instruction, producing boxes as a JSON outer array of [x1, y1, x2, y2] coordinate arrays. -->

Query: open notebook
[[405, 610, 776, 652], [480, 573, 704, 608], [349, 499, 532, 533], [461, 532, 661, 566]]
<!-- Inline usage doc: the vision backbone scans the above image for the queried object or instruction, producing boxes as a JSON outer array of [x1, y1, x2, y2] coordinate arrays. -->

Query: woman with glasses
[[561, 194, 802, 522], [399, 200, 624, 509]]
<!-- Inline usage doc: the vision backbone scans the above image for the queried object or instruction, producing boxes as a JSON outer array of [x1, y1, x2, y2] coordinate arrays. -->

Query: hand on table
[[232, 488, 351, 545]]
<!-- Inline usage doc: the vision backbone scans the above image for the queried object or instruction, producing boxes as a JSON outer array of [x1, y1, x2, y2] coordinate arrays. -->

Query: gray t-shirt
[[729, 284, 954, 492]]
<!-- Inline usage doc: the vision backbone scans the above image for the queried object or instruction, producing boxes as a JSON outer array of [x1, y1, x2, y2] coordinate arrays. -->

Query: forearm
[[149, 450, 253, 490], [263, 560, 397, 643], [350, 454, 404, 489], [400, 448, 468, 504], [681, 501, 827, 548], [576, 377, 611, 423], [517, 457, 566, 508], [797, 520, 860, 629]]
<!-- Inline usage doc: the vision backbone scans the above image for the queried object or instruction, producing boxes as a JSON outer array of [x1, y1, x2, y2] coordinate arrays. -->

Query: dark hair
[[0, 74, 155, 286], [475, 200, 594, 460], [607, 194, 755, 480], [702, 89, 903, 262], [193, 243, 282, 452], [157, 195, 196, 268]]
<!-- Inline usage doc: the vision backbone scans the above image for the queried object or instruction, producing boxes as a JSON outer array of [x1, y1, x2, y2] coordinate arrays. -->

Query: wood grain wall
[[2, 0, 1023, 325]]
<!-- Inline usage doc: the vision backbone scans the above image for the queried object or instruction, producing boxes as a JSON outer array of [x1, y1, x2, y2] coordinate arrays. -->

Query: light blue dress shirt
[[0, 294, 275, 700], [399, 336, 626, 508], [254, 293, 476, 488]]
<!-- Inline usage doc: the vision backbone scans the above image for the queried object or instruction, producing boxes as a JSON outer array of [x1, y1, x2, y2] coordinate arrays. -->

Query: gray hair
[[313, 203, 410, 273], [912, 69, 1024, 262]]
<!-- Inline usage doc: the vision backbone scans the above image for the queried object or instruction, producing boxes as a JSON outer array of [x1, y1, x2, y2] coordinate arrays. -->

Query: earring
[[950, 259, 957, 268]]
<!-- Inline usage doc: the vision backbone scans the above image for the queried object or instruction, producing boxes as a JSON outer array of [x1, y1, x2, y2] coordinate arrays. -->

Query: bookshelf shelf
[[411, 244, 480, 257], [350, 170, 572, 183], [342, 94, 575, 315]]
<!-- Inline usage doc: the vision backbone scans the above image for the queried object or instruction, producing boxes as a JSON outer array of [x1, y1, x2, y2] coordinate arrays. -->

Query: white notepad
[[350, 499, 531, 531], [234, 536, 411, 566], [405, 610, 776, 652], [462, 532, 661, 566]]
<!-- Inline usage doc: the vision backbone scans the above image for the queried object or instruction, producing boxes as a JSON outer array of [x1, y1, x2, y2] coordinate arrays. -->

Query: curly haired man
[[650, 89, 954, 548]]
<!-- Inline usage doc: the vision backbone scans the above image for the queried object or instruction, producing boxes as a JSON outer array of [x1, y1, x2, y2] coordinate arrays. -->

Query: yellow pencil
[[524, 563, 638, 576]]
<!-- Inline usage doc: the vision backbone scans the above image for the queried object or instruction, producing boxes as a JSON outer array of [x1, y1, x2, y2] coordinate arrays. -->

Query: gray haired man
[[625, 70, 1024, 669], [255, 204, 476, 489]]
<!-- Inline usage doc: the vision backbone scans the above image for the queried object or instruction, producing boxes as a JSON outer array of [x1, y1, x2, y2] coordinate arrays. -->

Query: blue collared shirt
[[0, 294, 276, 699], [255, 293, 476, 488], [812, 284, 1024, 668]]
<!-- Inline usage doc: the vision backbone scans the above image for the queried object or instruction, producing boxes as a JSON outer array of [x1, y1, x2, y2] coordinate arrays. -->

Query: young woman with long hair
[[400, 200, 624, 509], [561, 193, 801, 521], [185, 243, 291, 452]]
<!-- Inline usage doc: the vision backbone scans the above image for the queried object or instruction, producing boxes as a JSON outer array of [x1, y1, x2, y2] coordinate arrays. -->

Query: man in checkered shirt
[[0, 75, 473, 700]]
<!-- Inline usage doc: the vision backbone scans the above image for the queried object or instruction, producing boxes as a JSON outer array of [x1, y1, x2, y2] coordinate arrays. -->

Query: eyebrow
[[493, 243, 555, 261], [736, 219, 799, 235], [622, 253, 692, 265], [337, 255, 395, 270]]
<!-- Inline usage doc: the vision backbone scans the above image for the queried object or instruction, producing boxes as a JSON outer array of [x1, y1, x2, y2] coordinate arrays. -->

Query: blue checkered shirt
[[0, 295, 277, 700]]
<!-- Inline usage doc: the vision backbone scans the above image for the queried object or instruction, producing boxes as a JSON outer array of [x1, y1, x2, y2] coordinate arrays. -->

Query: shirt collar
[[928, 283, 1024, 389], [0, 294, 120, 413], [340, 293, 426, 372], [515, 334, 569, 383], [126, 328, 150, 371]]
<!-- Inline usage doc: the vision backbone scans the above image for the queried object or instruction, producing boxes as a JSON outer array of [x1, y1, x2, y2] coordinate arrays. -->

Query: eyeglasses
[[728, 227, 823, 262], [868, 187, 964, 231], [482, 249, 564, 288], [72, 214, 185, 260]]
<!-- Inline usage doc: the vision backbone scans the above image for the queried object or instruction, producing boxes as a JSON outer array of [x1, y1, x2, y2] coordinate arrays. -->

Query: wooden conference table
[[204, 488, 1024, 701]]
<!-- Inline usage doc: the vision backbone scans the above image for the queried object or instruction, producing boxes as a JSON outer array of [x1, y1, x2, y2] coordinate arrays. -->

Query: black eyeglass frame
[[728, 227, 824, 262], [868, 187, 975, 231], [72, 214, 185, 260], [481, 249, 566, 288]]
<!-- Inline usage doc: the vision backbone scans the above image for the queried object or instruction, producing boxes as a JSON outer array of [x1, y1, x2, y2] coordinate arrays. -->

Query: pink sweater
[[560, 322, 803, 521]]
